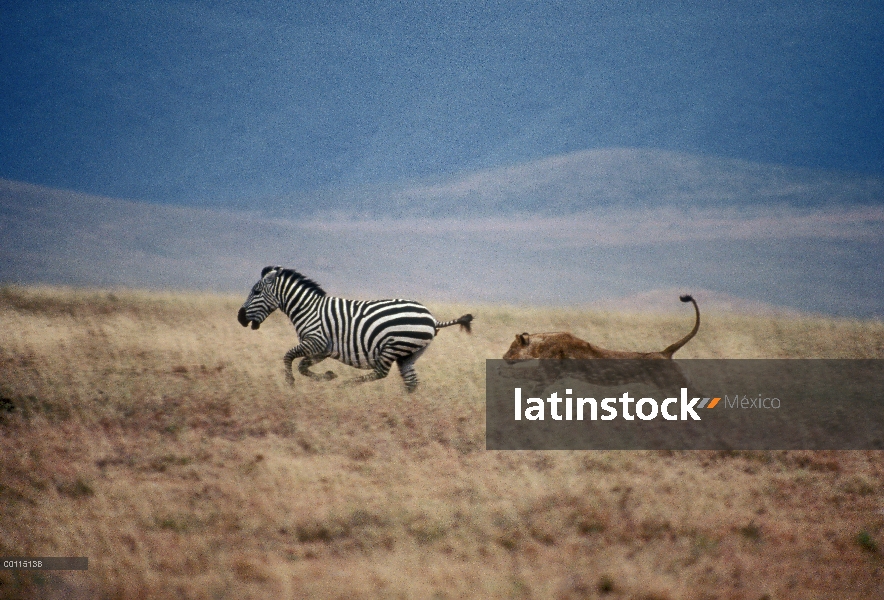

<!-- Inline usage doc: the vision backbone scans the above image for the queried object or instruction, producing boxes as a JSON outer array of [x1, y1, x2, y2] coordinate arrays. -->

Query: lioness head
[[502, 332, 593, 360], [503, 333, 533, 361]]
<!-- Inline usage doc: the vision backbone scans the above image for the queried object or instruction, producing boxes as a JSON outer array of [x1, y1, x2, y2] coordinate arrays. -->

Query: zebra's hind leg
[[345, 371, 385, 386], [396, 347, 428, 393], [343, 355, 394, 387]]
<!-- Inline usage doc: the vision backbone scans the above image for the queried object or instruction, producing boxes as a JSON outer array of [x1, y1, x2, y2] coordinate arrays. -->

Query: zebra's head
[[238, 266, 283, 330]]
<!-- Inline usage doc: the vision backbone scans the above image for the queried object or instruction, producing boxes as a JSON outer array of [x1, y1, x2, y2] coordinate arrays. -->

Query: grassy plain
[[1, 285, 883, 599]]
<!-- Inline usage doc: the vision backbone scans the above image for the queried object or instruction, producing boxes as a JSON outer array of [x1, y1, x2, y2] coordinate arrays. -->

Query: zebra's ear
[[261, 266, 283, 280], [262, 266, 282, 285]]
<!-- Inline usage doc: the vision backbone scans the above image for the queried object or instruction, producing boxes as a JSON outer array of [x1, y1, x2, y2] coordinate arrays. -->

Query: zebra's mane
[[278, 268, 328, 297]]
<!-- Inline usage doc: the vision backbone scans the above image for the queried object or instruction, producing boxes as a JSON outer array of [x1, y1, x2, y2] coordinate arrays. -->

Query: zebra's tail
[[435, 314, 473, 335]]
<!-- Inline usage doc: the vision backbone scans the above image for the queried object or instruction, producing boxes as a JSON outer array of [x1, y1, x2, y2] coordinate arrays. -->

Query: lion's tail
[[660, 295, 700, 358]]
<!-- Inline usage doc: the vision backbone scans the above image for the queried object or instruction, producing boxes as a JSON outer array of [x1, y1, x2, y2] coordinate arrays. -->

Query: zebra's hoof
[[285, 373, 295, 385], [323, 371, 337, 381]]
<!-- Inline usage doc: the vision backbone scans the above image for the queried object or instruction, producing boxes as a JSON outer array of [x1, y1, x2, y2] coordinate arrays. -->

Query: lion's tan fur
[[503, 295, 700, 360]]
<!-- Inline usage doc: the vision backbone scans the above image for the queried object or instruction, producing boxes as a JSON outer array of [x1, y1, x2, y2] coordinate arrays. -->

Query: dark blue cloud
[[1, 1, 882, 205]]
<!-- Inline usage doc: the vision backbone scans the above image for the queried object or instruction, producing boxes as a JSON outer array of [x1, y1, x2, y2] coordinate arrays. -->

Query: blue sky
[[2, 1, 882, 206]]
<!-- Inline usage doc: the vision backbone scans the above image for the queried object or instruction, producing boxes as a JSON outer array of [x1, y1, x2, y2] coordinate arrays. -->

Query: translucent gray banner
[[1, 557, 88, 570], [486, 360, 884, 450]]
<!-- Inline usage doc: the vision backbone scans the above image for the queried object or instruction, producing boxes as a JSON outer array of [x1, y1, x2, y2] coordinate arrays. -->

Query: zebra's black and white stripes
[[237, 266, 473, 392]]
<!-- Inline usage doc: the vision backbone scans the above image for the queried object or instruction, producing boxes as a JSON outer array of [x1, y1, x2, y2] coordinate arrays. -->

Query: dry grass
[[1, 285, 883, 599]]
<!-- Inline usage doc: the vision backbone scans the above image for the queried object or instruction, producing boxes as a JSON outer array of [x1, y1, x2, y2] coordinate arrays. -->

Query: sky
[[2, 1, 883, 207]]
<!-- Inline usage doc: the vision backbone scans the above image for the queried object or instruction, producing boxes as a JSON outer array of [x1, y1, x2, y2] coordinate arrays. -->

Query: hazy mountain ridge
[[266, 149, 884, 219], [593, 288, 809, 316], [1, 149, 882, 317]]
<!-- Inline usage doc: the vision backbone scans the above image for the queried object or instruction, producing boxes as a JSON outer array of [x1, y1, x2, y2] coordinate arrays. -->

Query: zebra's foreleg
[[283, 347, 336, 384], [298, 357, 337, 382]]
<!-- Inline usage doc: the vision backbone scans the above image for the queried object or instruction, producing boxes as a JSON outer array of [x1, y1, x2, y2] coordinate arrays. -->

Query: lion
[[503, 295, 700, 360]]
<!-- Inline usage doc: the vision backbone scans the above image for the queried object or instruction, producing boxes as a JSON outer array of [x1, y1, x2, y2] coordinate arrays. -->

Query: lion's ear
[[518, 333, 530, 346]]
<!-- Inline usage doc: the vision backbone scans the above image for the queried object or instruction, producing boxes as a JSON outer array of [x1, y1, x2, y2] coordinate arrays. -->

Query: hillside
[[1, 286, 883, 598], [1, 148, 883, 317], [279, 148, 884, 219]]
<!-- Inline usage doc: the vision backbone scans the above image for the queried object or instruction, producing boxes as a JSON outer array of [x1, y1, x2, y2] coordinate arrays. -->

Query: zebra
[[237, 266, 473, 392]]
